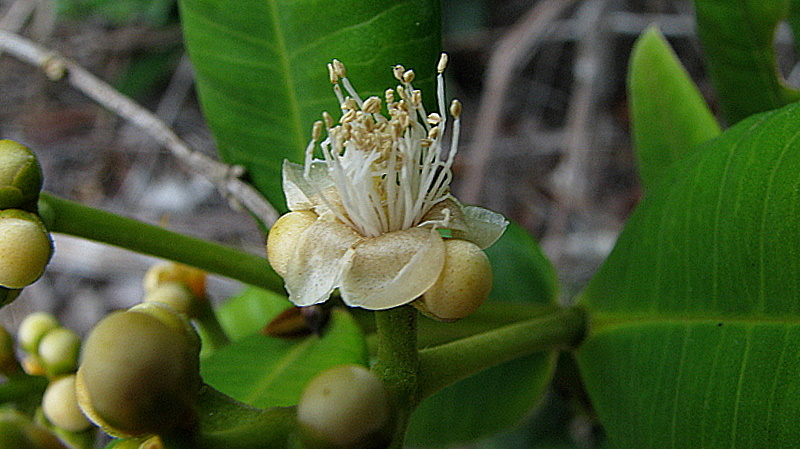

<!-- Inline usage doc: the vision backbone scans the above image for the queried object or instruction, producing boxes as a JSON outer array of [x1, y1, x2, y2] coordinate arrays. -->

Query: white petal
[[339, 228, 445, 310], [285, 218, 362, 307], [457, 205, 509, 249], [282, 159, 333, 211]]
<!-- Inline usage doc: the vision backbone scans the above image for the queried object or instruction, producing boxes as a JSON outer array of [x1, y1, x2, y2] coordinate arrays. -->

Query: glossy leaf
[[695, 0, 800, 124], [629, 26, 720, 190], [201, 308, 367, 408], [577, 102, 800, 447], [178, 0, 441, 210], [407, 221, 560, 447], [216, 286, 290, 341]]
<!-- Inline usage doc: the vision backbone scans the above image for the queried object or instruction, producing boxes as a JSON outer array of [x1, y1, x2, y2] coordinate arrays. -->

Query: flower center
[[304, 55, 462, 238]]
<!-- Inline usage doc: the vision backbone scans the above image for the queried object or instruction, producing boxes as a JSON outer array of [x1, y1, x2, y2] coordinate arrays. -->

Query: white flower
[[267, 54, 508, 312]]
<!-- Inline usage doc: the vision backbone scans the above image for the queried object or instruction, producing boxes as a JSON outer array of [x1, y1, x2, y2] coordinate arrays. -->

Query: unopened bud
[[0, 410, 67, 449], [297, 364, 393, 449], [38, 327, 80, 377], [0, 140, 43, 211], [0, 209, 53, 289], [42, 375, 92, 432], [18, 312, 59, 355], [415, 239, 492, 322], [76, 309, 200, 438]]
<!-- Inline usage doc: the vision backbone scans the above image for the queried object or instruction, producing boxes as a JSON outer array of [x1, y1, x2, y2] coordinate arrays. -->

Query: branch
[[0, 28, 280, 228]]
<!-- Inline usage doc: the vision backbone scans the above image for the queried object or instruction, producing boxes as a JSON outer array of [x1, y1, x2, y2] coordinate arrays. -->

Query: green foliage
[[407, 222, 560, 447], [178, 0, 442, 211], [628, 26, 720, 190], [695, 0, 800, 124], [577, 102, 800, 447], [201, 308, 368, 408]]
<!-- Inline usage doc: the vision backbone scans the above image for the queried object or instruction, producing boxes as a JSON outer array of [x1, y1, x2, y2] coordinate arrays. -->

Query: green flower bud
[[0, 209, 53, 289], [143, 263, 206, 302], [266, 211, 317, 277], [0, 410, 67, 449], [0, 140, 43, 211], [76, 309, 201, 439], [142, 283, 195, 318], [297, 364, 393, 449], [38, 327, 80, 377], [18, 312, 59, 355], [415, 239, 493, 322], [42, 375, 93, 432]]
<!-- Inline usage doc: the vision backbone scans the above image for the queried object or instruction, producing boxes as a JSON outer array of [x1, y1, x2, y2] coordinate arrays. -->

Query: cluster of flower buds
[[0, 140, 53, 306], [14, 313, 95, 444]]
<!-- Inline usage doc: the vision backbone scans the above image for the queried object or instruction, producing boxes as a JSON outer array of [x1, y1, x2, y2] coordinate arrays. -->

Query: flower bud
[[38, 327, 80, 377], [0, 140, 43, 211], [266, 211, 317, 277], [415, 239, 493, 322], [0, 410, 66, 449], [42, 375, 93, 432], [76, 309, 201, 438], [297, 364, 393, 449], [143, 282, 195, 318], [18, 312, 59, 355], [0, 209, 53, 289], [143, 263, 206, 304]]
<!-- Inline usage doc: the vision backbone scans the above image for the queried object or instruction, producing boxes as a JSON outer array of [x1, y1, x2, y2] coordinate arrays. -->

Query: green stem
[[195, 298, 231, 352], [371, 306, 419, 449], [38, 193, 284, 293], [416, 305, 587, 401]]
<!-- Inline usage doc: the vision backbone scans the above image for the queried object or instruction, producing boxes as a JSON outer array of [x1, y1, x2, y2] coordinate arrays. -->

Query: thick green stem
[[195, 298, 231, 352], [371, 306, 419, 449], [38, 193, 283, 293], [416, 305, 587, 401]]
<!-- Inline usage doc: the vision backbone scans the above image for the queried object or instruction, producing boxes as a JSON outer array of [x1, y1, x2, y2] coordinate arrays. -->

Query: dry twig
[[0, 28, 280, 227]]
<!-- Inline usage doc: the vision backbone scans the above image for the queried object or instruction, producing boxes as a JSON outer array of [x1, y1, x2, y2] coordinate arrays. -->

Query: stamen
[[437, 53, 448, 74]]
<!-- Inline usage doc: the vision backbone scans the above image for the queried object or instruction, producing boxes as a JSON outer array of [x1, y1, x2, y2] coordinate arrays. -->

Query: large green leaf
[[577, 102, 800, 447], [179, 0, 441, 210], [201, 308, 367, 408], [629, 26, 720, 190], [695, 0, 800, 124], [407, 222, 560, 447]]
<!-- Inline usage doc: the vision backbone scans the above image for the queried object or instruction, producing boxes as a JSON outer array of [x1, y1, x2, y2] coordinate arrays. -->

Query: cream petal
[[282, 160, 333, 211], [285, 218, 362, 307], [457, 205, 509, 249], [339, 227, 445, 310], [420, 196, 508, 249]]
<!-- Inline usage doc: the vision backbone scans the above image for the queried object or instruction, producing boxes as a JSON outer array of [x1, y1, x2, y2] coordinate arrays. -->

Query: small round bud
[[0, 209, 53, 289], [143, 263, 206, 303], [267, 211, 317, 277], [297, 364, 392, 449], [18, 312, 59, 355], [38, 327, 80, 377], [415, 239, 493, 322], [76, 309, 200, 438], [143, 282, 195, 317], [42, 375, 92, 432], [0, 140, 43, 211]]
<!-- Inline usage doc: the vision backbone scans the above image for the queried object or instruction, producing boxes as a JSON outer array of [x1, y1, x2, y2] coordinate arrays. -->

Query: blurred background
[[1, 0, 796, 447]]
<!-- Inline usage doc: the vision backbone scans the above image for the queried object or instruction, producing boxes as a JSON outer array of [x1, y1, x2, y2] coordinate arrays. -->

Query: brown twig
[[459, 0, 577, 205], [0, 28, 280, 227]]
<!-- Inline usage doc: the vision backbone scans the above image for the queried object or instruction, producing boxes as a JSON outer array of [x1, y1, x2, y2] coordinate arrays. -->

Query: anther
[[427, 113, 442, 125], [332, 59, 346, 78], [437, 53, 448, 74], [450, 99, 462, 118], [402, 70, 415, 84], [312, 121, 323, 141], [393, 65, 405, 82], [323, 111, 334, 129], [362, 96, 382, 114], [327, 63, 338, 84]]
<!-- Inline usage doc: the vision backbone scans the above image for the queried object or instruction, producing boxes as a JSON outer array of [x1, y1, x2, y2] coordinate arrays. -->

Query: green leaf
[[407, 222, 560, 447], [695, 0, 800, 124], [178, 0, 441, 210], [216, 286, 290, 341], [201, 308, 367, 408], [628, 26, 720, 190], [577, 102, 800, 447]]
